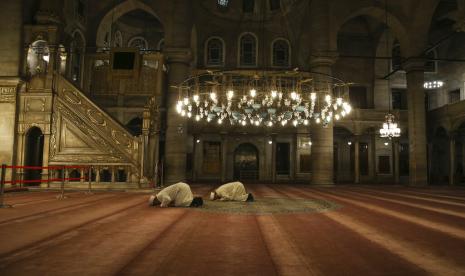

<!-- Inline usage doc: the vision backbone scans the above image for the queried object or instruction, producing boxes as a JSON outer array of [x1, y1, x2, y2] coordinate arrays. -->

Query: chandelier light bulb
[[187, 112, 192, 118], [271, 90, 278, 98], [268, 121, 273, 127], [336, 98, 343, 106], [293, 120, 298, 127], [250, 89, 256, 97], [268, 140, 273, 144], [193, 94, 199, 102], [227, 90, 234, 100], [183, 98, 189, 105], [181, 110, 186, 117], [316, 118, 321, 124], [210, 92, 217, 101], [304, 119, 309, 125], [310, 93, 316, 101], [196, 139, 200, 143], [291, 91, 297, 100], [218, 119, 223, 124], [325, 95, 331, 103], [242, 120, 246, 126], [195, 115, 200, 121]]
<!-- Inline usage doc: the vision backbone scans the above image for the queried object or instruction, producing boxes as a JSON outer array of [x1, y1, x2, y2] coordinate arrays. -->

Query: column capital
[[164, 47, 192, 65], [403, 58, 426, 73], [309, 51, 339, 69]]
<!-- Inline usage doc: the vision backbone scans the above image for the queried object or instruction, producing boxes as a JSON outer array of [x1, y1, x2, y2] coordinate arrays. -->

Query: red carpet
[[0, 185, 465, 275]]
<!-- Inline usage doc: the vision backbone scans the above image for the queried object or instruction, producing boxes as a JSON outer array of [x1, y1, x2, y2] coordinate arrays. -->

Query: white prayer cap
[[148, 195, 156, 206], [210, 192, 215, 200]]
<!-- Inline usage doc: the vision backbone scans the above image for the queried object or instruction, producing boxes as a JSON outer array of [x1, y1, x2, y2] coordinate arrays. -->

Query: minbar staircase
[[48, 74, 146, 188]]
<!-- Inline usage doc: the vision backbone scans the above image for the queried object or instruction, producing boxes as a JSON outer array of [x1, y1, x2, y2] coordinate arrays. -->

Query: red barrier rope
[[6, 165, 91, 170], [4, 177, 87, 184]]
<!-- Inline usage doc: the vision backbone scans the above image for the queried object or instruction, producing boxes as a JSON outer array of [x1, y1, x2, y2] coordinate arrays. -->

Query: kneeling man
[[149, 182, 203, 208], [210, 181, 254, 202]]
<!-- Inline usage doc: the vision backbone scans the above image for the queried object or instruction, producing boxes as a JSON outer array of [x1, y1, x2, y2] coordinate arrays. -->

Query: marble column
[[405, 60, 428, 186], [221, 134, 228, 183], [310, 56, 336, 185], [393, 140, 400, 184], [370, 134, 377, 182], [271, 135, 277, 183], [354, 137, 360, 184], [163, 48, 191, 184], [449, 135, 456, 186]]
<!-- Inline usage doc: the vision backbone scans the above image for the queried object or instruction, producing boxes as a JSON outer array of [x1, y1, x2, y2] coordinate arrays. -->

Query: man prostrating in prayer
[[149, 182, 203, 208], [210, 181, 254, 202]]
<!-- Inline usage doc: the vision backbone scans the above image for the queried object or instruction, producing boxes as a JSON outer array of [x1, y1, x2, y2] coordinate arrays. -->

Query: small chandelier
[[379, 113, 401, 138], [174, 70, 353, 128], [379, 0, 401, 139], [423, 81, 444, 89]]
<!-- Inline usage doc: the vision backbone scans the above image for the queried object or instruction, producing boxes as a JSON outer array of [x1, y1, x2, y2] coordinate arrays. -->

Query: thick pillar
[[0, 1, 21, 181], [310, 56, 336, 185], [393, 140, 400, 184], [164, 48, 191, 184], [271, 135, 277, 183], [221, 134, 228, 183], [405, 61, 428, 186], [370, 134, 377, 183], [354, 137, 360, 184], [449, 135, 456, 186]]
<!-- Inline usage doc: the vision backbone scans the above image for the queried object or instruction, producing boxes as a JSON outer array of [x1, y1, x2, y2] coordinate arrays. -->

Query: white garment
[[156, 182, 193, 207], [215, 181, 249, 202]]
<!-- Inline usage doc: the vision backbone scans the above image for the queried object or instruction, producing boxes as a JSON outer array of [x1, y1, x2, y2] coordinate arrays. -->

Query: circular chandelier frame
[[175, 70, 353, 128]]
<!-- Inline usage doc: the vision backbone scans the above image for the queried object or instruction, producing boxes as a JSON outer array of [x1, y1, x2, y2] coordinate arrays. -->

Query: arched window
[[27, 40, 50, 76], [239, 33, 257, 67], [391, 41, 402, 71], [272, 39, 290, 67], [128, 36, 148, 51], [205, 37, 224, 66], [70, 30, 86, 83]]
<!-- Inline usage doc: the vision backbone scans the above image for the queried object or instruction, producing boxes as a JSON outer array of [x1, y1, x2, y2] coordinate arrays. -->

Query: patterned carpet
[[197, 197, 341, 214], [1, 185, 465, 275]]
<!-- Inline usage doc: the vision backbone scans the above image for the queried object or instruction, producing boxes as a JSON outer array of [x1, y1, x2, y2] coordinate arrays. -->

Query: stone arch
[[27, 40, 50, 76], [24, 126, 44, 182], [332, 6, 410, 55], [233, 143, 259, 180], [96, 0, 163, 48]]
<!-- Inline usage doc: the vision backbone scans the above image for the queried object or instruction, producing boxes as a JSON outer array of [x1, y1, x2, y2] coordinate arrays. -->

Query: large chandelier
[[175, 70, 352, 128], [379, 113, 401, 138]]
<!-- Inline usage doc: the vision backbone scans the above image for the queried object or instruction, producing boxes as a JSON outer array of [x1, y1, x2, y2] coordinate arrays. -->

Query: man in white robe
[[210, 181, 254, 202], [149, 182, 203, 207]]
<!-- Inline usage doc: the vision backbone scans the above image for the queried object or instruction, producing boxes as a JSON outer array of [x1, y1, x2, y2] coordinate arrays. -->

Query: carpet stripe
[[342, 190, 465, 219], [323, 211, 465, 276], [310, 189, 465, 240], [256, 215, 319, 276]]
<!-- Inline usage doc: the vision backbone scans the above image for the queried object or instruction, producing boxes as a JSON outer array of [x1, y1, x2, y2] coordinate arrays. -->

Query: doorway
[[24, 127, 44, 184], [234, 143, 259, 180]]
